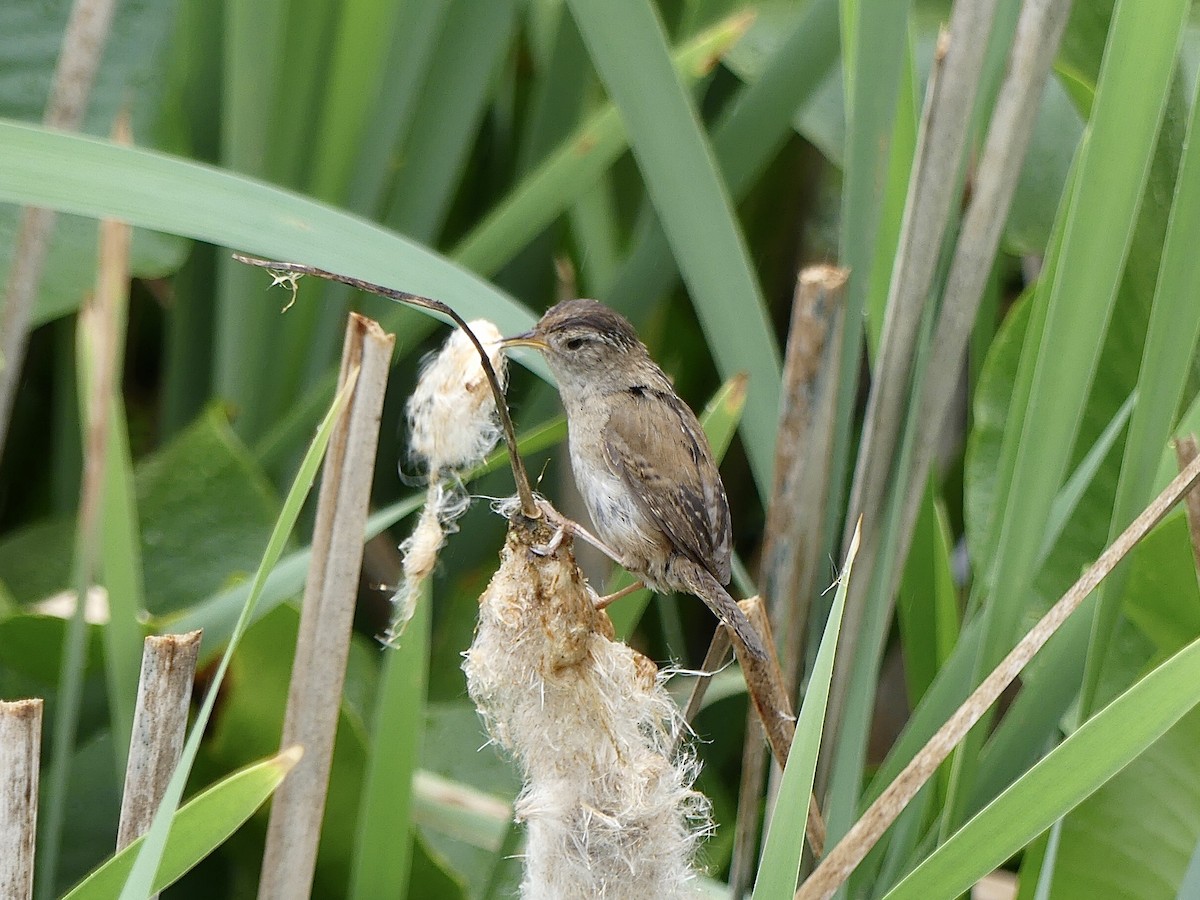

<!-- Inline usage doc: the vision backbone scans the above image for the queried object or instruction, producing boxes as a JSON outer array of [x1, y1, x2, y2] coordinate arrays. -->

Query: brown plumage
[[504, 299, 766, 661]]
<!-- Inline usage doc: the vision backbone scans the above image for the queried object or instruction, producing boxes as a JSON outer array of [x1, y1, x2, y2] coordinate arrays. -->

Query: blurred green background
[[3, 0, 1200, 897]]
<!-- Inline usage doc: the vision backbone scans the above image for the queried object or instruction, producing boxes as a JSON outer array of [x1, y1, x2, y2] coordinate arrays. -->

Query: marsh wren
[[504, 299, 767, 661]]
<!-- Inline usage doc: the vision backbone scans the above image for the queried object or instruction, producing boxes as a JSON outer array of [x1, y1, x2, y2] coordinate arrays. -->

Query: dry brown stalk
[[258, 314, 393, 899], [117, 631, 202, 900], [0, 699, 42, 900]]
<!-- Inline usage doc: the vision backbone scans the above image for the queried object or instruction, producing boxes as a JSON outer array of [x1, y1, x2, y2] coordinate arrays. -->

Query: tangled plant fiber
[[385, 320, 506, 643], [464, 517, 711, 899]]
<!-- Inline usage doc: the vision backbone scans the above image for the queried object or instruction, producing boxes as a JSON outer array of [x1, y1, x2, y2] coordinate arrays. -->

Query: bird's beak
[[501, 331, 549, 351]]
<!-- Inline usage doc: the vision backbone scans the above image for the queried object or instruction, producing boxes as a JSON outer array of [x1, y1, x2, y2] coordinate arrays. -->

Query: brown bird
[[503, 299, 767, 661]]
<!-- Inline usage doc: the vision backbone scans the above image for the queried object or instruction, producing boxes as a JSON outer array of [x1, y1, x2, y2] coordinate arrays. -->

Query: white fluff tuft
[[406, 319, 507, 476], [464, 524, 710, 899], [386, 320, 506, 642]]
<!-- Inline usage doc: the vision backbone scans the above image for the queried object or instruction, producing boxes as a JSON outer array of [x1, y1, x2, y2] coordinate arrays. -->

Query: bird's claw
[[531, 523, 569, 557]]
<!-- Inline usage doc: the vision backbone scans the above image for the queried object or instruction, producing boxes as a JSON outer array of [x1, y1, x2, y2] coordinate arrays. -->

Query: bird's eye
[[565, 337, 585, 351]]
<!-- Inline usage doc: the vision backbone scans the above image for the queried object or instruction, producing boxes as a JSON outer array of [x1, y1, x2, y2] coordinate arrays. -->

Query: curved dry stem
[[231, 253, 539, 519]]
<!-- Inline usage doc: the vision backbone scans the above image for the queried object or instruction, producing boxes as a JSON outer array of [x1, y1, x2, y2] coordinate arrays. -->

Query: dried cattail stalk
[[464, 517, 710, 899], [386, 320, 507, 642]]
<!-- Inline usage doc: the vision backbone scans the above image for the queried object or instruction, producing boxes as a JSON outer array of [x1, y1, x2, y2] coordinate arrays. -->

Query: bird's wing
[[602, 387, 732, 583]]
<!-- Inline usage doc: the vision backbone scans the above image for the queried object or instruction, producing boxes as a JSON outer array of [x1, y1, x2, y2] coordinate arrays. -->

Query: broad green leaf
[[896, 482, 959, 707], [62, 747, 301, 899], [753, 523, 859, 899], [136, 407, 280, 615], [882, 633, 1200, 899], [1048, 699, 1200, 896], [0, 120, 539, 338], [1122, 513, 1200, 656], [0, 0, 188, 325], [451, 11, 754, 278]]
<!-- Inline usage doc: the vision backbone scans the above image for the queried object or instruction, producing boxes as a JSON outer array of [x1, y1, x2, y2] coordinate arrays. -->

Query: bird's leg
[[593, 579, 646, 610]]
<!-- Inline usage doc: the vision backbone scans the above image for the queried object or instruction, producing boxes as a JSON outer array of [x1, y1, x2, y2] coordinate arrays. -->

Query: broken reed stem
[[729, 711, 769, 898], [0, 0, 119, 458], [760, 265, 847, 696], [1174, 435, 1200, 577], [0, 699, 42, 900], [797, 451, 1200, 900], [232, 254, 539, 520], [258, 314, 394, 900], [118, 632, 202, 869]]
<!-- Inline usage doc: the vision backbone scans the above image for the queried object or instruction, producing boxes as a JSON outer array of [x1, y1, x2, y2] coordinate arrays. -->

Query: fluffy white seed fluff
[[463, 522, 710, 899], [386, 320, 506, 642], [406, 319, 507, 476]]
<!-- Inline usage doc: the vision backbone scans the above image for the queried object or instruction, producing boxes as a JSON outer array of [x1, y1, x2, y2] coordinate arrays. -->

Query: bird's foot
[[531, 523, 569, 556], [531, 498, 625, 565], [530, 498, 575, 555]]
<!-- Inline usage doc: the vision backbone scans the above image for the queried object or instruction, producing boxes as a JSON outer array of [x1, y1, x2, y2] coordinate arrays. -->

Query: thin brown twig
[[679, 626, 733, 730], [232, 254, 539, 520], [1175, 435, 1200, 578], [796, 451, 1200, 899]]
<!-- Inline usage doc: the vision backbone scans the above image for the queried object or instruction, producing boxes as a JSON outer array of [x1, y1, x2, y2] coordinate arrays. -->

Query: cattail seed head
[[464, 519, 710, 899]]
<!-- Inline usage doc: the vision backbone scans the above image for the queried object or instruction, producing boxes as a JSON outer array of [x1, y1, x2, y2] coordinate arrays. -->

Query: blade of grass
[[62, 747, 302, 899], [115, 367, 357, 898], [346, 0, 449, 215], [1079, 43, 1200, 716], [384, 0, 517, 244], [98, 379, 143, 776], [753, 522, 859, 899], [214, 0, 289, 441], [93, 116, 142, 770], [895, 483, 959, 707], [514, 5, 588, 176], [39, 203, 128, 896], [822, 0, 911, 644], [605, 0, 840, 320], [348, 583, 431, 897], [948, 0, 1189, 828], [817, 0, 914, 829], [449, 12, 753, 278], [566, 0, 780, 498], [306, 0, 404, 205], [878, 632, 1200, 900]]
